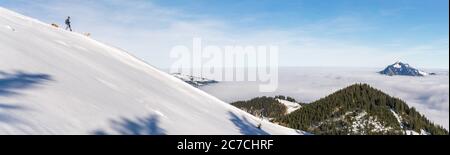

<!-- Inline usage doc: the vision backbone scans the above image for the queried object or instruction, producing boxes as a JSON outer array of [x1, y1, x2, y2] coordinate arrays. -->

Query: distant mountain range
[[231, 84, 448, 135], [380, 62, 434, 76], [171, 73, 218, 87]]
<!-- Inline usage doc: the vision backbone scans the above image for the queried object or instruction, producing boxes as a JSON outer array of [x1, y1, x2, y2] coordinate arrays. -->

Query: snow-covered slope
[[0, 7, 304, 135]]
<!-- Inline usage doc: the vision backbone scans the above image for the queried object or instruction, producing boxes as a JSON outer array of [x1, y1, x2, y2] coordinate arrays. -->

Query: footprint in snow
[[54, 40, 69, 47], [154, 110, 166, 118], [4, 25, 16, 31], [74, 45, 88, 52], [144, 105, 168, 119]]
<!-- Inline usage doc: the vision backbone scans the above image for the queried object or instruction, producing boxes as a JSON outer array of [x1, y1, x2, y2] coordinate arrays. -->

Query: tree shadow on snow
[[92, 114, 167, 135], [228, 112, 269, 135], [0, 103, 27, 123], [0, 71, 53, 96], [0, 71, 52, 124]]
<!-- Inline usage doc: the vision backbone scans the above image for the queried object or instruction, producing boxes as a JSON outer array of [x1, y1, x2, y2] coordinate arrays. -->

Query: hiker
[[65, 16, 72, 31]]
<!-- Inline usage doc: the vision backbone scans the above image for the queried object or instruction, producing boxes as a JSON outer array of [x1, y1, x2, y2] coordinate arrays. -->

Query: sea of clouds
[[199, 67, 449, 129]]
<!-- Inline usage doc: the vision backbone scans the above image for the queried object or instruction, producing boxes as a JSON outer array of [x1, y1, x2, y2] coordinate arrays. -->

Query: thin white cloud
[[2, 0, 448, 69]]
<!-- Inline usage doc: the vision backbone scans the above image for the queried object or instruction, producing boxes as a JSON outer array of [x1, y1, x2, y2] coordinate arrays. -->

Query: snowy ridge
[[171, 73, 218, 87], [317, 111, 394, 135], [349, 111, 393, 134], [276, 99, 301, 114], [390, 109, 404, 129], [389, 109, 430, 135], [0, 7, 304, 135]]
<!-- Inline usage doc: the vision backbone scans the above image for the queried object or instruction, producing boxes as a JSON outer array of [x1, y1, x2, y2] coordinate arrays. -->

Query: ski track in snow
[[54, 40, 69, 47], [74, 45, 88, 52], [95, 77, 121, 92], [276, 99, 301, 114]]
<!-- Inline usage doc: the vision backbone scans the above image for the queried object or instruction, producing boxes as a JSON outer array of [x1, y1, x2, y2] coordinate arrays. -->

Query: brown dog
[[51, 23, 59, 28]]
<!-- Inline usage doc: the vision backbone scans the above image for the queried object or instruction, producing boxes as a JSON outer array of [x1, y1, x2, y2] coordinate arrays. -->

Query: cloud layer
[[200, 67, 449, 129]]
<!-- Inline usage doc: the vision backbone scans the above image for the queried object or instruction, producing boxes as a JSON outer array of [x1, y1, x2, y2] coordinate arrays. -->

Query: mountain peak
[[380, 62, 428, 76], [392, 61, 412, 69], [275, 83, 448, 135]]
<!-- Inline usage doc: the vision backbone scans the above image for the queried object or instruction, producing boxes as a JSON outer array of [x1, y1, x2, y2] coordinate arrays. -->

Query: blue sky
[[1, 0, 449, 69]]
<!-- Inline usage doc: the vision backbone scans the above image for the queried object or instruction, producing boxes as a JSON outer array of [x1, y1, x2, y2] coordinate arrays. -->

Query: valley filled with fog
[[198, 67, 449, 129]]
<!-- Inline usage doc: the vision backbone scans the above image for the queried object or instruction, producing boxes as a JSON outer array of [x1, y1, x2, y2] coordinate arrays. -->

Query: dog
[[51, 23, 59, 28]]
